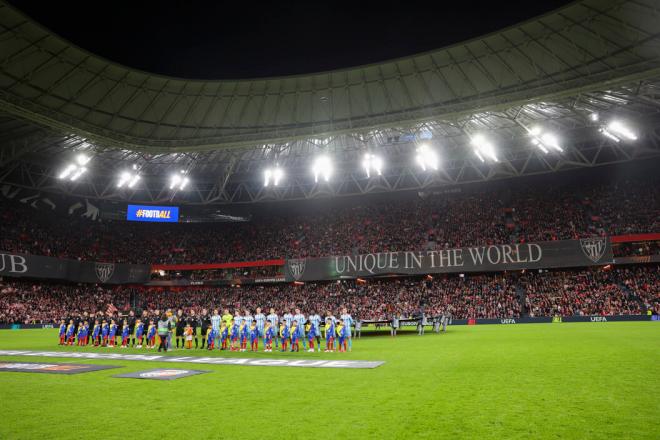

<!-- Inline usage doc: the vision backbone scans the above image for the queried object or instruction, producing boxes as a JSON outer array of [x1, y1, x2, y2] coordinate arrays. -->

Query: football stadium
[[0, 0, 659, 438]]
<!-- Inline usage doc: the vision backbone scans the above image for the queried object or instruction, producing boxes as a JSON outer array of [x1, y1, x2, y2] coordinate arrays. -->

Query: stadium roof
[[1, 0, 660, 204]]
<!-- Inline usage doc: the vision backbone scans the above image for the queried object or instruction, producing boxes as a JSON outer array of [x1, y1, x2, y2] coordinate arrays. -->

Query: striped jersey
[[211, 314, 221, 331], [266, 313, 278, 326], [254, 313, 266, 329], [293, 313, 306, 332], [243, 314, 254, 327], [341, 313, 354, 331], [309, 314, 322, 330], [283, 313, 293, 327]]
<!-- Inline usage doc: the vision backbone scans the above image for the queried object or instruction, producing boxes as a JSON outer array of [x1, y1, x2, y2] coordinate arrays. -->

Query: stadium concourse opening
[[1, 0, 660, 438]]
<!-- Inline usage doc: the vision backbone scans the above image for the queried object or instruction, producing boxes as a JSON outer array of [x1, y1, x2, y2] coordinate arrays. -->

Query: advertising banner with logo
[[285, 238, 613, 282], [0, 251, 150, 284], [126, 204, 179, 222]]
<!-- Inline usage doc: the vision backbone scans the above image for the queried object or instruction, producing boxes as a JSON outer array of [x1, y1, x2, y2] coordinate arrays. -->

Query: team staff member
[[157, 314, 171, 352]]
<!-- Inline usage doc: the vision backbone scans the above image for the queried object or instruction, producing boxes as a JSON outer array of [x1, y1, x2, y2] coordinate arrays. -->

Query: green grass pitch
[[0, 322, 658, 439]]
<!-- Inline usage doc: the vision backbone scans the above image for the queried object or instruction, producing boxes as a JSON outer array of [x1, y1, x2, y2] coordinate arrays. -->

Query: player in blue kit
[[101, 320, 109, 346], [254, 307, 266, 340], [108, 320, 117, 347], [337, 319, 347, 352], [240, 321, 249, 352], [65, 320, 75, 345], [279, 322, 290, 352], [92, 320, 101, 346], [58, 320, 66, 345], [220, 321, 229, 350], [293, 308, 306, 350], [249, 322, 259, 352], [290, 320, 300, 352], [341, 308, 354, 352], [120, 320, 130, 348], [266, 308, 279, 348], [309, 311, 322, 352], [263, 321, 274, 352], [324, 318, 335, 352], [230, 319, 240, 352], [305, 319, 318, 352], [147, 320, 156, 348], [134, 320, 144, 348], [206, 324, 216, 350], [76, 323, 86, 346]]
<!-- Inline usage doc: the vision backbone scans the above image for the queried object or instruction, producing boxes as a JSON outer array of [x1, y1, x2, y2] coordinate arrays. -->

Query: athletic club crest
[[288, 259, 306, 281], [579, 237, 607, 263], [95, 263, 115, 283]]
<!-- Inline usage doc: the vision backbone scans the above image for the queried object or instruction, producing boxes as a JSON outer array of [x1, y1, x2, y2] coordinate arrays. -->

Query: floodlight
[[415, 144, 438, 171], [362, 153, 383, 177], [471, 135, 498, 162], [58, 155, 92, 181], [528, 127, 563, 153], [264, 167, 284, 187], [312, 156, 332, 183], [607, 121, 637, 141], [169, 170, 189, 190]]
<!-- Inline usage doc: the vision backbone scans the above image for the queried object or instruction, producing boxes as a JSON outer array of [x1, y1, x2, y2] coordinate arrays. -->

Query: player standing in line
[[220, 321, 229, 350], [279, 321, 290, 352], [283, 310, 294, 330], [206, 324, 216, 350], [101, 320, 109, 346], [340, 308, 354, 352], [249, 322, 259, 352], [293, 308, 307, 350], [230, 319, 240, 351], [324, 310, 336, 339], [199, 309, 211, 349], [76, 322, 85, 346], [309, 311, 322, 352], [134, 320, 144, 348], [92, 320, 101, 346], [336, 319, 347, 352], [305, 319, 317, 353], [65, 319, 75, 345], [254, 307, 266, 345], [58, 320, 66, 345], [221, 309, 233, 330], [266, 308, 279, 349], [239, 319, 249, 352], [210, 309, 221, 349], [290, 320, 300, 352], [244, 309, 254, 328], [324, 318, 335, 352], [108, 320, 118, 347], [147, 320, 156, 348], [263, 321, 274, 352], [121, 320, 130, 348], [188, 310, 199, 349]]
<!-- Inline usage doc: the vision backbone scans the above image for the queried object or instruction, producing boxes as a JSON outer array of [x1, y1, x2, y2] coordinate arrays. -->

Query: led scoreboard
[[126, 205, 179, 223]]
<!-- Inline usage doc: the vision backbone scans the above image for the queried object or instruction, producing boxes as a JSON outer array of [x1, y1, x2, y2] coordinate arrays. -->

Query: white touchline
[[0, 350, 384, 369]]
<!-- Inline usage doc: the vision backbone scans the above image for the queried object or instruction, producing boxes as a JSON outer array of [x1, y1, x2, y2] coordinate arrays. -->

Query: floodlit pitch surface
[[0, 323, 658, 439]]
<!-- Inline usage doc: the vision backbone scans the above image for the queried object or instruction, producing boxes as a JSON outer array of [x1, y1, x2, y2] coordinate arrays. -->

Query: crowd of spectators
[[523, 265, 659, 317], [0, 177, 658, 265], [2, 265, 656, 324]]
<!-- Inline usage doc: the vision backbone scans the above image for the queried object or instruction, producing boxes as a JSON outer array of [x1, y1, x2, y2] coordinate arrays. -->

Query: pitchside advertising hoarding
[[126, 204, 179, 222], [284, 238, 614, 281], [0, 252, 150, 284]]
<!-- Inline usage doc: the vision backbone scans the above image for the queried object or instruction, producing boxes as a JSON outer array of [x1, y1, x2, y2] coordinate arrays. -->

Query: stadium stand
[[1, 176, 658, 265], [1, 265, 657, 324]]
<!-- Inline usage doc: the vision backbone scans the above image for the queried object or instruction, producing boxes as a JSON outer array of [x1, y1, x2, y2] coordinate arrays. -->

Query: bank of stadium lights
[[58, 154, 90, 181], [471, 134, 499, 163], [312, 155, 333, 183], [362, 153, 383, 177], [116, 171, 140, 188], [599, 120, 637, 143], [529, 126, 563, 153], [263, 167, 284, 187], [169, 170, 190, 190], [415, 144, 438, 171]]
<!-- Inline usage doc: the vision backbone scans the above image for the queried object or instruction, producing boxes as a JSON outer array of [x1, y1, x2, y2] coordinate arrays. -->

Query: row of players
[[58, 307, 356, 353]]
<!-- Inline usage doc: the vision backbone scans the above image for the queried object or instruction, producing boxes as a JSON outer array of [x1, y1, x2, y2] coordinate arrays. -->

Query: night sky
[[9, 0, 571, 79]]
